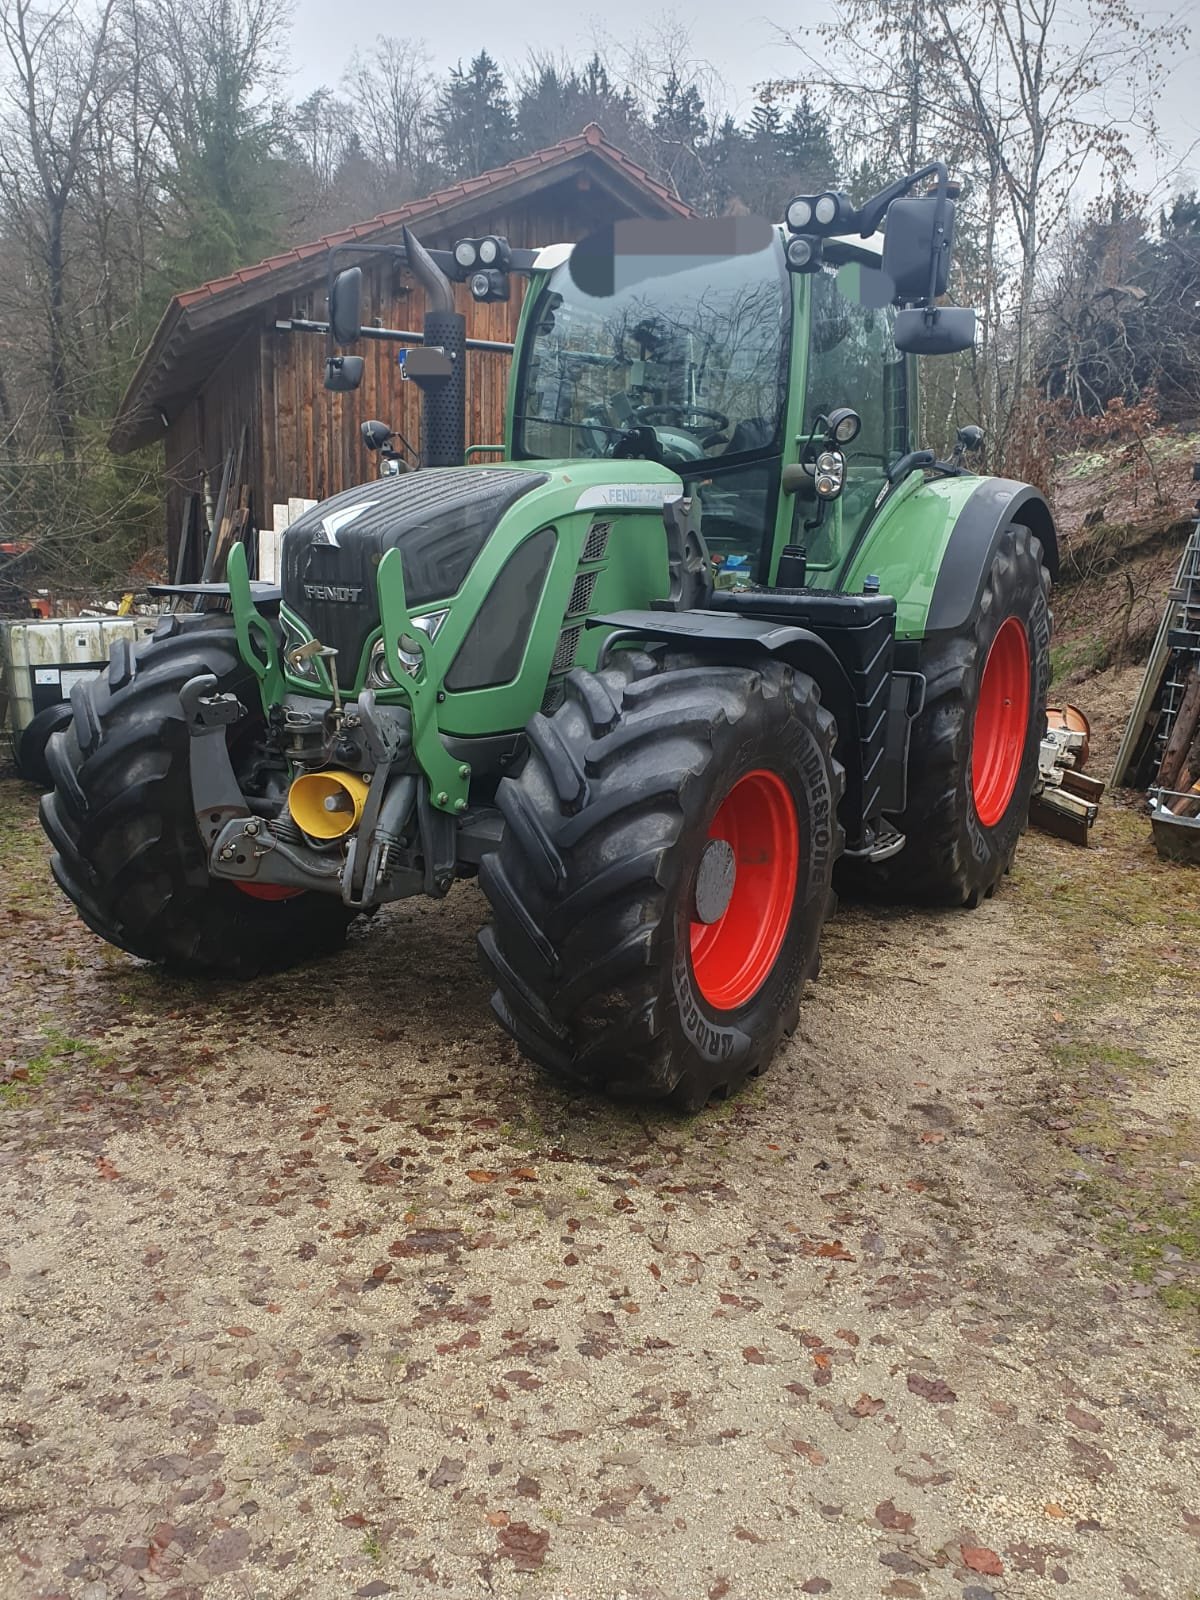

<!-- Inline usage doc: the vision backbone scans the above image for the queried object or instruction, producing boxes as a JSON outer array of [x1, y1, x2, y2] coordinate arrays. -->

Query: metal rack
[[1149, 506, 1200, 859]]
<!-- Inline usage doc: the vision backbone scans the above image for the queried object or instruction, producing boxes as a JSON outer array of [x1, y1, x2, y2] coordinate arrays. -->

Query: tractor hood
[[280, 467, 548, 685]]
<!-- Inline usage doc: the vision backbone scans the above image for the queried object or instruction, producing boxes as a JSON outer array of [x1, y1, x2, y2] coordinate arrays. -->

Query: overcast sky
[[287, 1, 1199, 203]]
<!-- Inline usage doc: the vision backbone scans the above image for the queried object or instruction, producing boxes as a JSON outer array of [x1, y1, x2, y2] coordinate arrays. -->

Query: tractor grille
[[540, 680, 566, 716], [582, 520, 611, 562], [567, 569, 598, 616], [552, 626, 582, 674]]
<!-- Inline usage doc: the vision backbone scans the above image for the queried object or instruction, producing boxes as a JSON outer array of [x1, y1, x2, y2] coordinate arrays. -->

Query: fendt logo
[[303, 583, 363, 603]]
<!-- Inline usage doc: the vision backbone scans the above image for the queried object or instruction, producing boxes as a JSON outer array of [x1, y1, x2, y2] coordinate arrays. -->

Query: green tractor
[[41, 163, 1054, 1109]]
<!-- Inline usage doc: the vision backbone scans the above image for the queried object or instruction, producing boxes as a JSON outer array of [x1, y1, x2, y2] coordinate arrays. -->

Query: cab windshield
[[513, 237, 789, 472]]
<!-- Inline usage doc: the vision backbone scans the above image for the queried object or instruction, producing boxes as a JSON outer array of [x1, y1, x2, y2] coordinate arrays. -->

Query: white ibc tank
[[2, 616, 159, 736]]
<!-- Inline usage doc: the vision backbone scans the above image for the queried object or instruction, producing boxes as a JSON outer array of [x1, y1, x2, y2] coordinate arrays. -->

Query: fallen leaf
[[742, 1346, 766, 1364], [919, 1130, 946, 1144], [875, 1499, 915, 1533], [852, 1393, 885, 1417], [792, 1440, 827, 1466], [734, 1525, 765, 1544], [467, 1170, 498, 1183], [801, 1581, 832, 1595], [429, 1456, 464, 1489], [1045, 1502, 1067, 1518], [907, 1372, 957, 1404], [709, 1582, 731, 1600], [497, 1521, 549, 1571], [339, 1512, 368, 1528], [485, 1511, 509, 1527], [962, 1545, 1004, 1576], [95, 1157, 120, 1180], [817, 1240, 854, 1260], [1065, 1403, 1103, 1433]]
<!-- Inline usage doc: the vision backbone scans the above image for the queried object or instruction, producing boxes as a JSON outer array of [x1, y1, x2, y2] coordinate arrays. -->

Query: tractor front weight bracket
[[376, 548, 470, 816], [226, 542, 285, 712]]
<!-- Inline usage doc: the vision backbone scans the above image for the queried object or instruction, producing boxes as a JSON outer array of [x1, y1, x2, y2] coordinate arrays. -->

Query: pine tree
[[435, 52, 515, 178]]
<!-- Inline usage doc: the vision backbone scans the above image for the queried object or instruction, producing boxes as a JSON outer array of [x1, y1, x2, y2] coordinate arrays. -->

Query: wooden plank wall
[[163, 323, 262, 576], [167, 177, 634, 548]]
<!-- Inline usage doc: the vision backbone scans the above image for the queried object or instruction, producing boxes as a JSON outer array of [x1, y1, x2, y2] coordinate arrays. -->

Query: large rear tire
[[40, 611, 353, 975], [859, 521, 1051, 906], [479, 651, 844, 1109]]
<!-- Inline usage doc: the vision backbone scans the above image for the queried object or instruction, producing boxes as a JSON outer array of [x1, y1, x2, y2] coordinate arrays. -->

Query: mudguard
[[588, 607, 869, 840], [842, 475, 1058, 641], [925, 478, 1058, 634]]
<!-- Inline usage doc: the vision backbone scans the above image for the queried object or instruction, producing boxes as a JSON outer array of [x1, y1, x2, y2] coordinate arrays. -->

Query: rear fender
[[587, 608, 868, 841], [843, 475, 1059, 641]]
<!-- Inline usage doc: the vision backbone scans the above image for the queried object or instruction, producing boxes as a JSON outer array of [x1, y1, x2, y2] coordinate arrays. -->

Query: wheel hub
[[689, 768, 800, 1012], [693, 837, 736, 924], [971, 616, 1031, 827]]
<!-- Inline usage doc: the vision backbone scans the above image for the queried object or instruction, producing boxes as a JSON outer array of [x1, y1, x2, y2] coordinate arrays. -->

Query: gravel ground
[[1, 771, 1198, 1600]]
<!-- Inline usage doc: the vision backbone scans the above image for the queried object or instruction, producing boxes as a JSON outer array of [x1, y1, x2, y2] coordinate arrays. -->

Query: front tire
[[861, 521, 1051, 906], [479, 652, 844, 1109], [40, 611, 353, 975]]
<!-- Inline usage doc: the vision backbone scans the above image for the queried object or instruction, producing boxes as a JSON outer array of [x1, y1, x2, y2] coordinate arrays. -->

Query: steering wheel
[[635, 403, 730, 434]]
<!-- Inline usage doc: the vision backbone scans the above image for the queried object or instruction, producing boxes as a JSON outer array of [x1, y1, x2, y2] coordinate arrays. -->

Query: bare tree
[[0, 0, 123, 453], [343, 34, 433, 198], [778, 0, 1185, 455]]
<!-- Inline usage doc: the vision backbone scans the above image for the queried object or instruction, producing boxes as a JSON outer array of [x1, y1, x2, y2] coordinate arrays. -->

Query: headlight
[[367, 638, 396, 687], [281, 613, 318, 680], [367, 610, 448, 685]]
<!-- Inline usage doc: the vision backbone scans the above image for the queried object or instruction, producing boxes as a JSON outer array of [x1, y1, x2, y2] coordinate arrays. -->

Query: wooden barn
[[108, 126, 692, 576]]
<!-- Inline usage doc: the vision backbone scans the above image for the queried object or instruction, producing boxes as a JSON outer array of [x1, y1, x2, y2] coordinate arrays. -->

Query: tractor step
[[841, 818, 905, 862]]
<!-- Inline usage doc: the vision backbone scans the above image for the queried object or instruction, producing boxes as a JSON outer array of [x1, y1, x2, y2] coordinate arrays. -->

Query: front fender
[[843, 475, 1058, 641]]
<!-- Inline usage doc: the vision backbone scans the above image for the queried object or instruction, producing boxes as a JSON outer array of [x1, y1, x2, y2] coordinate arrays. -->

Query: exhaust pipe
[[288, 769, 371, 840], [403, 224, 466, 469]]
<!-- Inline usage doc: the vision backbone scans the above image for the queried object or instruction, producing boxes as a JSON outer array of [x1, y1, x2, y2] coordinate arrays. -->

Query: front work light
[[451, 235, 511, 280], [785, 235, 823, 272], [786, 192, 855, 236], [470, 268, 509, 302], [786, 196, 813, 232], [826, 406, 862, 445]]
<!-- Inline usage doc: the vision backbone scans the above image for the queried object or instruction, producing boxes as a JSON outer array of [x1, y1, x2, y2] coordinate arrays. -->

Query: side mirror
[[893, 306, 976, 356], [957, 424, 985, 454], [324, 354, 364, 392], [361, 419, 393, 451], [882, 195, 956, 304], [329, 266, 362, 344]]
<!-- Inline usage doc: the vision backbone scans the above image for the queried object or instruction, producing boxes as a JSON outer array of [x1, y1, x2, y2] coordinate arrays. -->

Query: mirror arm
[[856, 161, 947, 238], [887, 449, 936, 484]]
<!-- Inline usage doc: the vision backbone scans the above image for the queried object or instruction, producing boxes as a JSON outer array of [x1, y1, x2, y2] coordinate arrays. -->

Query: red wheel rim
[[971, 616, 1031, 827], [689, 769, 799, 1011], [233, 883, 303, 902]]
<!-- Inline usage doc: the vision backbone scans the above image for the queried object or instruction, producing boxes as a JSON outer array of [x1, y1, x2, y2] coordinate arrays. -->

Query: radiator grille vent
[[552, 626, 582, 675], [582, 520, 611, 562], [540, 681, 566, 716], [567, 569, 598, 616]]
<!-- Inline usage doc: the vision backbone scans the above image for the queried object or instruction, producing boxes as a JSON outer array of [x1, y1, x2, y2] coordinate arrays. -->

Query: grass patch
[[1050, 631, 1110, 682], [1026, 819, 1200, 1314], [1, 1026, 103, 1105]]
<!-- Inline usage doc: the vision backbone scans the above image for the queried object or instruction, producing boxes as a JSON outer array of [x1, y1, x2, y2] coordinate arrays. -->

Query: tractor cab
[[509, 227, 910, 590]]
